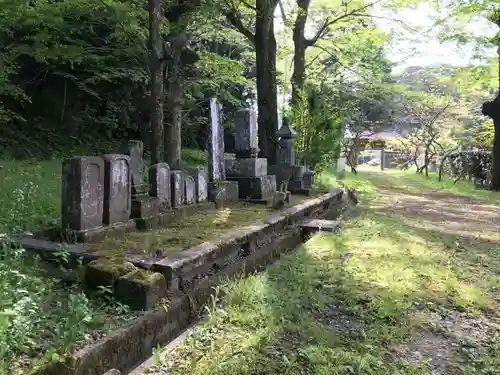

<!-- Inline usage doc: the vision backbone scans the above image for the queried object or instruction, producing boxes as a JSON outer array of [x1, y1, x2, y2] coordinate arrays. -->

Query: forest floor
[[141, 170, 500, 375]]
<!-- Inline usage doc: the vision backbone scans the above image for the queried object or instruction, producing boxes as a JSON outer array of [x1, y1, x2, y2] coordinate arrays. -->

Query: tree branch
[[305, 0, 382, 47], [224, 8, 255, 44]]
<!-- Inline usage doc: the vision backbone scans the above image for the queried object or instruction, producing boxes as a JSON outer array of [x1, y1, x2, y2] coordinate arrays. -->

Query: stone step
[[300, 219, 340, 236], [102, 369, 120, 375]]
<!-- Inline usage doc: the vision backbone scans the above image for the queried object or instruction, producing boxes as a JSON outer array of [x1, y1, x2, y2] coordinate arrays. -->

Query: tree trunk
[[148, 0, 164, 165], [483, 94, 500, 190], [291, 0, 310, 109], [255, 0, 279, 165], [164, 74, 183, 170]]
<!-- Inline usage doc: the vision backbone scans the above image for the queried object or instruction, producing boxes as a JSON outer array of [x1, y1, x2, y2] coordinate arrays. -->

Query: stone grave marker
[[184, 175, 196, 204], [207, 97, 239, 204], [149, 162, 171, 210], [188, 167, 208, 202], [208, 97, 225, 181], [234, 108, 258, 158], [61, 156, 104, 231], [103, 154, 131, 225], [127, 140, 147, 196], [225, 107, 278, 203], [269, 117, 315, 195], [171, 170, 184, 207]]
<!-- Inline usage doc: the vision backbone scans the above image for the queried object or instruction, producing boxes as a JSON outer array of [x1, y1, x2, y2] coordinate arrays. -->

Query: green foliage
[[0, 246, 131, 374], [0, 0, 253, 158]]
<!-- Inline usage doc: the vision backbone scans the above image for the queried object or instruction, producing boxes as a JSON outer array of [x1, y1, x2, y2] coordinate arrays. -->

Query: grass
[[89, 203, 276, 257], [143, 170, 500, 375], [360, 164, 500, 205]]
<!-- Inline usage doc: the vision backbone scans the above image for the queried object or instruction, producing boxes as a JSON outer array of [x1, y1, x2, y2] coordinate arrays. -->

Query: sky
[[372, 3, 498, 73]]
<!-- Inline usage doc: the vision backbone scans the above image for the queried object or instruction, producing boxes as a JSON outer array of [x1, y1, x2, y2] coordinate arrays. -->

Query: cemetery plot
[[86, 202, 280, 258]]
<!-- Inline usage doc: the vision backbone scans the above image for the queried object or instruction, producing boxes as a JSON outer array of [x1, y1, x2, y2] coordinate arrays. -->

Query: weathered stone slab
[[131, 195, 160, 218], [225, 158, 268, 178], [187, 167, 208, 203], [84, 258, 137, 290], [149, 163, 171, 210], [171, 170, 184, 207], [114, 269, 167, 311], [208, 97, 225, 181], [300, 219, 340, 237], [127, 140, 147, 196], [208, 180, 239, 205], [103, 370, 121, 375], [103, 154, 131, 225], [184, 175, 196, 204], [228, 175, 277, 200], [62, 156, 104, 232], [234, 108, 258, 157]]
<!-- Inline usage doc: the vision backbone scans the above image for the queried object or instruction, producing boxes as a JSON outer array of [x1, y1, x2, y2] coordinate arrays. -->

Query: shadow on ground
[[153, 172, 500, 375]]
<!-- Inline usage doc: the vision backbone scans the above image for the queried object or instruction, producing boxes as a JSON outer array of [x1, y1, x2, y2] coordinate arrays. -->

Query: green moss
[[122, 269, 165, 285], [87, 258, 137, 277]]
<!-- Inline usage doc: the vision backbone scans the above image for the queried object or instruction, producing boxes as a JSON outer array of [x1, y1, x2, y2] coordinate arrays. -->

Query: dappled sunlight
[[156, 171, 500, 374], [213, 207, 231, 225]]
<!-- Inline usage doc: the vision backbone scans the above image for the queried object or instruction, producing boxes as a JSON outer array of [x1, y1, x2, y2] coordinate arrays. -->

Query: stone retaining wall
[[33, 188, 344, 375]]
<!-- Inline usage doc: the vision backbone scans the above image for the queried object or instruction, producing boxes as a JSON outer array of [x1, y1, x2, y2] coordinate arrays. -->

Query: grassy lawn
[[143, 171, 500, 375], [360, 165, 500, 205]]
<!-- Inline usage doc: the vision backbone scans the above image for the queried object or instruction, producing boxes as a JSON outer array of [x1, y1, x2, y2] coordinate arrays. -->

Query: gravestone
[[269, 117, 315, 195], [225, 108, 278, 203], [149, 162, 171, 210], [187, 167, 208, 202], [171, 170, 184, 207], [184, 175, 196, 204], [103, 154, 131, 225], [61, 156, 104, 232], [208, 97, 225, 181], [127, 140, 146, 196], [234, 108, 258, 158], [127, 140, 160, 218], [207, 97, 239, 204]]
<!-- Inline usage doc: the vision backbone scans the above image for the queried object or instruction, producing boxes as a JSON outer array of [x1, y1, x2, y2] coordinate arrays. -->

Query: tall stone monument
[[225, 108, 279, 203], [207, 97, 239, 204]]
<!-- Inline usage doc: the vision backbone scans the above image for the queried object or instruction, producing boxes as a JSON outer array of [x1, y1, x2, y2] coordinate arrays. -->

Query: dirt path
[[365, 173, 500, 374]]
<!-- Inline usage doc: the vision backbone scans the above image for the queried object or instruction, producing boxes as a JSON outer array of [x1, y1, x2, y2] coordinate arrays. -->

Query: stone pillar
[[208, 97, 225, 181], [207, 97, 239, 204]]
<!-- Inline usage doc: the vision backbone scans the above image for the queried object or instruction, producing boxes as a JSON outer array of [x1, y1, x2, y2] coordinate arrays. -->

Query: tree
[[340, 82, 397, 174], [435, 1, 500, 188], [396, 92, 452, 176], [148, 0, 165, 165], [224, 0, 280, 164]]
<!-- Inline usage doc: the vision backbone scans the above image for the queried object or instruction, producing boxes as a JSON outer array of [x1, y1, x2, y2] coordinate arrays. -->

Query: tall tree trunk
[[255, 0, 279, 165], [148, 0, 164, 165], [164, 65, 183, 169], [291, 0, 310, 109], [489, 107, 500, 190]]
